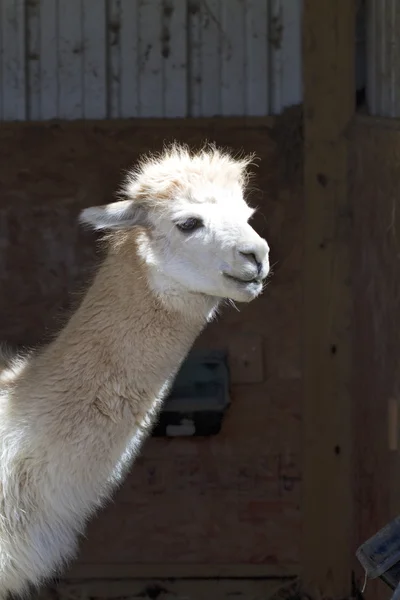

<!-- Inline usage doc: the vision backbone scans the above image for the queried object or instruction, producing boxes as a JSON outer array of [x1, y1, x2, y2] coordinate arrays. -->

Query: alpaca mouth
[[223, 272, 262, 286]]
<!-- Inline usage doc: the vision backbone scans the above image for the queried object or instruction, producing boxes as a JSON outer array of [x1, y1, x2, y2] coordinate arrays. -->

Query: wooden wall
[[4, 1, 400, 599], [0, 0, 302, 120], [351, 115, 400, 600], [302, 1, 355, 598], [0, 113, 303, 599]]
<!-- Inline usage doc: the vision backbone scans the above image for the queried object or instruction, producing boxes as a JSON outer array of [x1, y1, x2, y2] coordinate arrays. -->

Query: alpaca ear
[[79, 200, 148, 231]]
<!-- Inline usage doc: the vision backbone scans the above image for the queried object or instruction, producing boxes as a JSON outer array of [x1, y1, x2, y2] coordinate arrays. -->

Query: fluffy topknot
[[120, 142, 256, 207]]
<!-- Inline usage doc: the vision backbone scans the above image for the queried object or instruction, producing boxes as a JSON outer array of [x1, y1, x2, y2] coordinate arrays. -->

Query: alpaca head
[[80, 144, 270, 304]]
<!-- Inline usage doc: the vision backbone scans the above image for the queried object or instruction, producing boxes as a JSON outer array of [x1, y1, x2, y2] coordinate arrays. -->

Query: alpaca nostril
[[240, 251, 262, 275]]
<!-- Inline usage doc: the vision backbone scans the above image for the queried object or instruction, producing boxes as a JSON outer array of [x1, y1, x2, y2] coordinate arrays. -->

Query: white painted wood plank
[[379, 0, 389, 113], [108, 0, 121, 118], [270, 0, 283, 114], [188, 0, 201, 117], [355, 0, 366, 91], [138, 0, 164, 117], [366, 0, 400, 117], [245, 0, 269, 116], [40, 0, 58, 120], [58, 0, 83, 119], [163, 1, 187, 117], [0, 0, 3, 120], [270, 0, 302, 114], [221, 0, 245, 115], [27, 0, 41, 120], [82, 0, 107, 119], [120, 0, 139, 117], [366, 0, 378, 113], [1, 0, 26, 120], [199, 0, 221, 116], [280, 0, 302, 110]]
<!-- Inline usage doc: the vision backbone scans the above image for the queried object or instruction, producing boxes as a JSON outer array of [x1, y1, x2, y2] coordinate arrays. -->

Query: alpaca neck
[[24, 239, 219, 422], [1, 238, 221, 546], [55, 240, 217, 363]]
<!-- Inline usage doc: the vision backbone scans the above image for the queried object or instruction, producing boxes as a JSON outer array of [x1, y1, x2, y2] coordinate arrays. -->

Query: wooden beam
[[350, 114, 400, 600], [52, 578, 296, 600], [66, 563, 297, 580], [302, 1, 355, 598]]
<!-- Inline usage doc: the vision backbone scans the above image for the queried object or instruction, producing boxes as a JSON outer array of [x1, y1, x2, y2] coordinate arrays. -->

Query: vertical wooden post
[[302, 1, 355, 598]]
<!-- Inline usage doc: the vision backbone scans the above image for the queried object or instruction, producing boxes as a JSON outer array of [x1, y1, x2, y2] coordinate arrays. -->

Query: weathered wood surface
[[302, 0, 355, 597], [0, 115, 303, 577]]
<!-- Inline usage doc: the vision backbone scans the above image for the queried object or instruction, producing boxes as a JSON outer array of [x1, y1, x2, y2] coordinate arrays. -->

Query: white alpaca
[[0, 144, 270, 598]]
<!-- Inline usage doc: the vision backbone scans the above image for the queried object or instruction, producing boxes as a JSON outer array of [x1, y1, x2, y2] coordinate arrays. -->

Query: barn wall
[[351, 115, 400, 600], [0, 0, 302, 120], [0, 112, 303, 590]]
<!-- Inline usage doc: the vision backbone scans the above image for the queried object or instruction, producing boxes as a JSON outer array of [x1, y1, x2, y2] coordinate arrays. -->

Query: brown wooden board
[[303, 0, 355, 598], [36, 577, 300, 600], [0, 115, 303, 578], [350, 115, 400, 600]]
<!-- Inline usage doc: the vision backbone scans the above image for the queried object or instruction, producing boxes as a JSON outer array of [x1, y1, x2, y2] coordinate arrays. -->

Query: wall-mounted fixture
[[152, 350, 230, 437]]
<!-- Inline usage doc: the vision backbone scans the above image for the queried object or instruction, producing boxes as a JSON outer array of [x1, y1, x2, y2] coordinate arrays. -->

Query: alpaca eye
[[176, 218, 203, 232]]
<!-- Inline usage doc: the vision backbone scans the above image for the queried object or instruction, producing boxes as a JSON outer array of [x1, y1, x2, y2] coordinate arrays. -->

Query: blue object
[[356, 516, 400, 599]]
